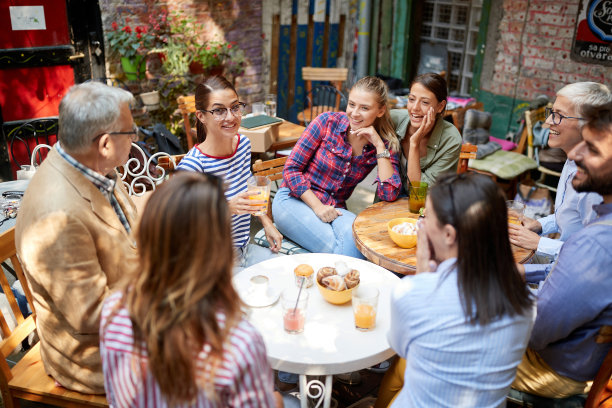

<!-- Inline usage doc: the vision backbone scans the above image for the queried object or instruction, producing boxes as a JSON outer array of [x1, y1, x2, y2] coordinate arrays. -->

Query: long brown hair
[[429, 172, 533, 325], [351, 76, 399, 152], [126, 171, 239, 404], [195, 75, 238, 144]]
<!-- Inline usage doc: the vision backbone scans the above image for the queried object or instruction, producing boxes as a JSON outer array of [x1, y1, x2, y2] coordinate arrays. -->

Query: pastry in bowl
[[316, 267, 360, 304], [387, 218, 418, 249]]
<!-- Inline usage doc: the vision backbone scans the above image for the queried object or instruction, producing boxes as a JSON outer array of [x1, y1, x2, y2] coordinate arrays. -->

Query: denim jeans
[[232, 243, 282, 275], [272, 188, 365, 259]]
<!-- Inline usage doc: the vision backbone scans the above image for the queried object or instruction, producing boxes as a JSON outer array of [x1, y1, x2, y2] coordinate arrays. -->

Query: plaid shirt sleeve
[[282, 113, 329, 198], [374, 144, 402, 202]]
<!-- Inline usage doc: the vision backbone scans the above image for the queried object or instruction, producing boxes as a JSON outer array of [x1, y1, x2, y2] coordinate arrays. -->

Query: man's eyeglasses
[[545, 107, 584, 125], [93, 124, 139, 142], [200, 103, 247, 121]]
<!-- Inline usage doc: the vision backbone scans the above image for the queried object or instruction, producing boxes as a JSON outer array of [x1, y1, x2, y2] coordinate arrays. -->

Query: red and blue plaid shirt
[[281, 112, 401, 208]]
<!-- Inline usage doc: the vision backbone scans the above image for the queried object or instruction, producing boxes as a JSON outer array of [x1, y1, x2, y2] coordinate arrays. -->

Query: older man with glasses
[[510, 100, 612, 402], [509, 82, 609, 265], [15, 82, 139, 394]]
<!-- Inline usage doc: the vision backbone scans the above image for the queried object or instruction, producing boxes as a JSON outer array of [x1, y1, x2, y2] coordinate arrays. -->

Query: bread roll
[[294, 264, 314, 277], [317, 267, 337, 285]]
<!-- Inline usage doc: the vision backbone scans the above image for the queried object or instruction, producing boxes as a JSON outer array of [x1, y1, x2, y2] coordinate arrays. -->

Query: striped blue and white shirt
[[176, 136, 251, 248], [100, 291, 276, 407], [388, 259, 536, 408]]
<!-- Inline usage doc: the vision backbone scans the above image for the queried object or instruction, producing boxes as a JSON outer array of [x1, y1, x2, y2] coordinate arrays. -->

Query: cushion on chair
[[490, 136, 517, 151], [469, 150, 538, 180], [254, 228, 310, 255]]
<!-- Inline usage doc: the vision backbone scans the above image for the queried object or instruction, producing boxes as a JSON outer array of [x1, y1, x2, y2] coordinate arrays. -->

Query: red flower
[[135, 26, 143, 34], [125, 17, 131, 23], [227, 43, 232, 49], [136, 33, 142, 39], [122, 26, 132, 34], [111, 21, 118, 30], [206, 46, 211, 50], [213, 54, 217, 58]]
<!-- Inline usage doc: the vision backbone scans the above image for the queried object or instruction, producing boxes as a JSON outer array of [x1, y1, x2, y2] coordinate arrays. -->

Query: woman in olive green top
[[391, 73, 462, 195]]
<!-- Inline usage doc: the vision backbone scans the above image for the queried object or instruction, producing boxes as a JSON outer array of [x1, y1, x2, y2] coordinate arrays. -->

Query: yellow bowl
[[316, 279, 358, 305], [387, 218, 418, 249]]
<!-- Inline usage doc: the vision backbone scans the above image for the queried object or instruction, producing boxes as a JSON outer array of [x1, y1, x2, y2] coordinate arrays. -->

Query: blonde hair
[[351, 76, 400, 152], [121, 172, 239, 405]]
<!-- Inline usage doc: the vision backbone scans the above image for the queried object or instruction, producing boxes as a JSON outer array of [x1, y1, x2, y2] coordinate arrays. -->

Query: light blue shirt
[[536, 159, 602, 258], [388, 259, 535, 408], [528, 203, 612, 381]]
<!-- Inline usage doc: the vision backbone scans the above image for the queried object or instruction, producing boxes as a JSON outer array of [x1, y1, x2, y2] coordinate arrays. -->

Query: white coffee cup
[[249, 275, 269, 299]]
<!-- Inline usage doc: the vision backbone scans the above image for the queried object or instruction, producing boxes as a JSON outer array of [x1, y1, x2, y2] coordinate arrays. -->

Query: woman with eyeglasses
[[176, 76, 282, 272], [100, 172, 283, 407], [391, 73, 462, 196], [374, 172, 535, 408], [271, 76, 401, 258]]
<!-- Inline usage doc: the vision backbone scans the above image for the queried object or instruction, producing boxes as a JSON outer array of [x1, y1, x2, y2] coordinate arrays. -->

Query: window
[[421, 0, 483, 95]]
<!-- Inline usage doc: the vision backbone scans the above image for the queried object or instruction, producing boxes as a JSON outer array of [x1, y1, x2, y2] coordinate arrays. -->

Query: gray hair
[[58, 82, 134, 153], [557, 82, 612, 117]]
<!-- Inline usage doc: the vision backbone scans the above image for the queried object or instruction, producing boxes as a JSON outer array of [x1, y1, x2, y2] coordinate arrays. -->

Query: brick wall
[[486, 0, 612, 101], [99, 0, 264, 104]]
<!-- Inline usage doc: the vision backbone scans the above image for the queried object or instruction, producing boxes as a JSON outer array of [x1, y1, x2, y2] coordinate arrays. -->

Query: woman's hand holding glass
[[228, 191, 267, 216]]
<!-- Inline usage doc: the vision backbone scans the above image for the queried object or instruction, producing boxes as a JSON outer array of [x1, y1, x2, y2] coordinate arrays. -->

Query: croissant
[[344, 269, 360, 289], [323, 275, 347, 291], [317, 267, 337, 285]]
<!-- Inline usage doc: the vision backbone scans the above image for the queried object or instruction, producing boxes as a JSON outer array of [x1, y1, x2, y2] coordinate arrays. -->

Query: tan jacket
[[15, 148, 138, 394]]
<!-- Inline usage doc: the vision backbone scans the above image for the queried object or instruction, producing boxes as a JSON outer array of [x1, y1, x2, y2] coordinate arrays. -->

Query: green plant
[[194, 39, 246, 77], [106, 19, 155, 59]]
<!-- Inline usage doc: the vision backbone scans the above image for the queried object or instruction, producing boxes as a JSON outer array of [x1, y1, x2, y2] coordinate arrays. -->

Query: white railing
[[116, 143, 174, 196]]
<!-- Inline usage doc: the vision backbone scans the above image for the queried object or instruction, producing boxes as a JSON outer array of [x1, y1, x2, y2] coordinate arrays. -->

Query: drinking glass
[[246, 176, 271, 216], [506, 200, 526, 225], [352, 286, 379, 331], [265, 94, 277, 117], [409, 181, 428, 213], [252, 102, 266, 116], [281, 288, 308, 334]]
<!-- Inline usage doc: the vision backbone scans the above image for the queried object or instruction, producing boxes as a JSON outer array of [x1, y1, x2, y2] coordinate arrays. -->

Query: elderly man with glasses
[[15, 82, 139, 394], [509, 82, 609, 264], [509, 100, 612, 402]]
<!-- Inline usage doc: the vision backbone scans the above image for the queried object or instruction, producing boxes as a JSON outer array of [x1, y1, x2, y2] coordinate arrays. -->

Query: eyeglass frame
[[199, 102, 248, 121], [93, 123, 139, 142], [545, 107, 584, 125]]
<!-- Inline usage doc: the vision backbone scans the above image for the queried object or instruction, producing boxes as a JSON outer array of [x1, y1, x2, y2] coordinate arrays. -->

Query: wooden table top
[[270, 121, 305, 151], [352, 198, 535, 275]]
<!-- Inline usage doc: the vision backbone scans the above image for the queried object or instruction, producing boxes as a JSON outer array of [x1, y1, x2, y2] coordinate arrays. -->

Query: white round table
[[233, 253, 400, 408]]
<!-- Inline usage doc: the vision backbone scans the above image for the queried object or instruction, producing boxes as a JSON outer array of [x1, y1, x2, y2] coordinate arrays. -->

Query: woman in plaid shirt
[[272, 76, 402, 258]]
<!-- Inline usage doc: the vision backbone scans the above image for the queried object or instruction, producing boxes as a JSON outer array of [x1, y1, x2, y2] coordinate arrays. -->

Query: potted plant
[[106, 19, 155, 80], [191, 39, 246, 80]]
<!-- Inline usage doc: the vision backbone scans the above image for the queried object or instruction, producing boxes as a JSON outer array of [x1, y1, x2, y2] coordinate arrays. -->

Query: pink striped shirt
[[100, 291, 277, 407]]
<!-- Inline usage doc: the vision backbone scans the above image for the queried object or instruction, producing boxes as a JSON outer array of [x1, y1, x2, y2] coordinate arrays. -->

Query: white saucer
[[239, 286, 280, 308]]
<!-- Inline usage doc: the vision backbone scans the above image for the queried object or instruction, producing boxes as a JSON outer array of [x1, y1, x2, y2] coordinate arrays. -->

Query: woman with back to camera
[[272, 76, 402, 258], [100, 172, 283, 407], [176, 76, 282, 272], [391, 73, 462, 195], [374, 172, 535, 408]]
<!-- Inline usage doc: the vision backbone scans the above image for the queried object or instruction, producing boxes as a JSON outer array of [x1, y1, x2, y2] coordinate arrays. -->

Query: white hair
[[557, 82, 612, 117], [58, 82, 134, 153]]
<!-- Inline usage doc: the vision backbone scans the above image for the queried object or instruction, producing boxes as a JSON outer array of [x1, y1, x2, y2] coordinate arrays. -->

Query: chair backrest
[[585, 325, 612, 408], [177, 95, 197, 149], [451, 102, 484, 134], [1, 118, 58, 178], [253, 156, 287, 182], [0, 227, 37, 386], [457, 143, 478, 174], [298, 85, 348, 125], [301, 67, 348, 95], [525, 105, 549, 159], [158, 154, 186, 173]]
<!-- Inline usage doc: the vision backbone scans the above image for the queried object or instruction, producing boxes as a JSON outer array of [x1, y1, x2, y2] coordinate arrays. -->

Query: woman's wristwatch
[[375, 149, 391, 159]]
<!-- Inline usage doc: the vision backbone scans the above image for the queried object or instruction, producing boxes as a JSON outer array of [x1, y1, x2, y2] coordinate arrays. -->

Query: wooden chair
[[525, 104, 561, 192], [253, 156, 287, 219], [297, 67, 348, 125], [157, 154, 186, 173], [457, 143, 478, 174], [0, 227, 108, 408], [176, 95, 197, 149]]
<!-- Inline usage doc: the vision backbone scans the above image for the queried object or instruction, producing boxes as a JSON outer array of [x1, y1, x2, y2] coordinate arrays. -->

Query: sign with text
[[571, 0, 612, 66]]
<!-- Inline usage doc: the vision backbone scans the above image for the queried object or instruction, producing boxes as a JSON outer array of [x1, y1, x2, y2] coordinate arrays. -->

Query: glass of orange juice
[[247, 175, 271, 216], [409, 181, 428, 213], [506, 200, 526, 225], [352, 286, 379, 331]]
